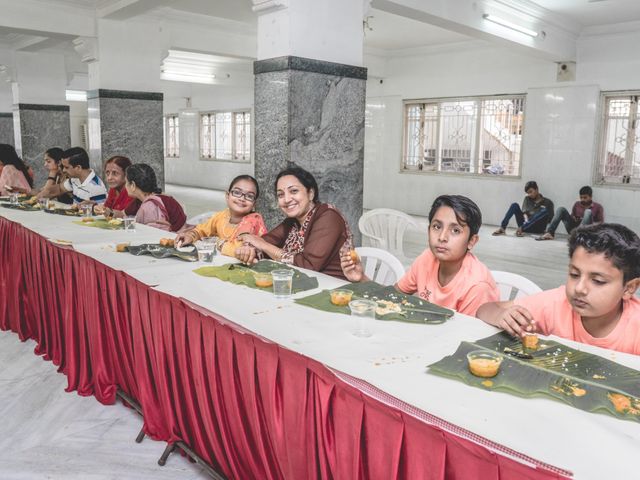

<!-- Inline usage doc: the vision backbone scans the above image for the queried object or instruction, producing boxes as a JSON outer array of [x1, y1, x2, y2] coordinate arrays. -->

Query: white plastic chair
[[358, 208, 419, 262], [356, 247, 406, 286], [491, 270, 542, 301], [186, 211, 215, 226]]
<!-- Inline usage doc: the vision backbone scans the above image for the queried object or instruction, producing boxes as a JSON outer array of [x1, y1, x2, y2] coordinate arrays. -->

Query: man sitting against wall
[[40, 147, 107, 205], [492, 180, 554, 237], [536, 186, 604, 240]]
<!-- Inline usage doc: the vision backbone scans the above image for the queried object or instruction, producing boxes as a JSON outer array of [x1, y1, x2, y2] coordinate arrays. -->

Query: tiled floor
[[1, 185, 574, 479]]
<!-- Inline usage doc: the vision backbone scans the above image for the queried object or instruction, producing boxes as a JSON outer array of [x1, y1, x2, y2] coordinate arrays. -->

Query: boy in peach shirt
[[477, 223, 640, 355], [341, 195, 498, 316]]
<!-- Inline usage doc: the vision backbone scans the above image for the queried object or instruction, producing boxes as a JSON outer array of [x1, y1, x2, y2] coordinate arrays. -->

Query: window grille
[[596, 92, 640, 186], [165, 114, 179, 158], [402, 95, 525, 176], [200, 110, 251, 162]]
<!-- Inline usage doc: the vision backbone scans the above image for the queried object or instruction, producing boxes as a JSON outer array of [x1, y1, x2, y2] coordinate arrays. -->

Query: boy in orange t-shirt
[[341, 195, 498, 316], [477, 223, 640, 355]]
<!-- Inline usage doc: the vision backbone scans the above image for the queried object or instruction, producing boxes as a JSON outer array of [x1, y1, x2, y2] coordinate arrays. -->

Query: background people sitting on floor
[[493, 180, 554, 237], [537, 186, 604, 240]]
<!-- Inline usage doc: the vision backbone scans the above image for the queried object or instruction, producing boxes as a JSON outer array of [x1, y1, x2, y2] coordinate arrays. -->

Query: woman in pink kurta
[[125, 163, 185, 232], [0, 144, 33, 196]]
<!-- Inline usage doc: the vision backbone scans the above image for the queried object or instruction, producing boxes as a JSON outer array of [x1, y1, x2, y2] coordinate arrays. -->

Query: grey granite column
[[14, 104, 71, 187], [254, 56, 367, 244], [0, 113, 14, 146], [87, 89, 164, 187]]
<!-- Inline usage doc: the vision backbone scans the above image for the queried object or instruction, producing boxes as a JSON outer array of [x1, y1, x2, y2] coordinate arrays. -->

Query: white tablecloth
[[3, 207, 639, 479]]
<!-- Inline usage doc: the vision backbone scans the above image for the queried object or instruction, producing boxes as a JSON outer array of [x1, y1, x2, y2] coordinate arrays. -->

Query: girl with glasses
[[175, 175, 267, 256]]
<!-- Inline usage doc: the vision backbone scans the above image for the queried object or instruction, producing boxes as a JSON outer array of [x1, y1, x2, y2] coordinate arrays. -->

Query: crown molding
[[365, 39, 489, 59], [147, 7, 257, 36], [251, 0, 289, 14], [580, 19, 640, 37]]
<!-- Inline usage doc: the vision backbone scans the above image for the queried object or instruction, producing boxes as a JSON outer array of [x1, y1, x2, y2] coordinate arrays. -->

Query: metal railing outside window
[[402, 95, 525, 177]]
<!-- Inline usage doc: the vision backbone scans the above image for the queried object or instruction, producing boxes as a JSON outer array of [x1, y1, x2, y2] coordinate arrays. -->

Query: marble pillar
[[13, 104, 71, 187], [0, 113, 13, 146], [254, 56, 367, 243], [87, 89, 164, 187]]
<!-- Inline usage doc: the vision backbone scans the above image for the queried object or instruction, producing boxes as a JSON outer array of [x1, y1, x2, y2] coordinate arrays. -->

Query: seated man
[[492, 180, 554, 237], [536, 186, 604, 240], [40, 147, 107, 205]]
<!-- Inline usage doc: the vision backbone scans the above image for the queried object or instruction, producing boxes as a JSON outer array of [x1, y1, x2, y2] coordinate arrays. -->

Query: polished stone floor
[[1, 184, 575, 479]]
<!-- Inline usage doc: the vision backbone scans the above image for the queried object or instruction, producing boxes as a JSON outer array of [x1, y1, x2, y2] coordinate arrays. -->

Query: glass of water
[[9, 192, 19, 204], [348, 299, 376, 338], [123, 216, 136, 233], [271, 269, 294, 299], [195, 237, 216, 262], [81, 204, 93, 217]]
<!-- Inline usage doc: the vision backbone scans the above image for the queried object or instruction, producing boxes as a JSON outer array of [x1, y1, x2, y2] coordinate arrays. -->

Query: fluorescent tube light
[[483, 14, 539, 38], [66, 90, 87, 102]]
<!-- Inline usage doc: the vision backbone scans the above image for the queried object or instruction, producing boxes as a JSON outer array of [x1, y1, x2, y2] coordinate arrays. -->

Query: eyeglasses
[[229, 188, 256, 202]]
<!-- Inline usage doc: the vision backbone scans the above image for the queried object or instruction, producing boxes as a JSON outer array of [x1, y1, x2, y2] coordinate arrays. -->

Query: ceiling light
[[66, 90, 87, 102], [482, 14, 539, 38], [161, 49, 220, 85]]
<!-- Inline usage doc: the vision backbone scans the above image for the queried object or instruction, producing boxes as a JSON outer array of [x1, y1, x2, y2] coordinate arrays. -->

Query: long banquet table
[[2, 207, 639, 479]]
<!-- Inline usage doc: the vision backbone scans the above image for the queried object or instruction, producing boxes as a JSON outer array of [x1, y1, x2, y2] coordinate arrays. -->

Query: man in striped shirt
[[43, 147, 107, 205]]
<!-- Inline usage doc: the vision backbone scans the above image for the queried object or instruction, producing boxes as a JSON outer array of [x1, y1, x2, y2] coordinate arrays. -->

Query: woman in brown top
[[235, 166, 352, 279]]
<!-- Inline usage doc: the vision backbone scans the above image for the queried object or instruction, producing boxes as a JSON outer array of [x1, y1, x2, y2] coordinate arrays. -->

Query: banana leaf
[[44, 208, 81, 217], [193, 259, 319, 293], [294, 281, 454, 324], [428, 331, 640, 423], [126, 243, 198, 262], [72, 218, 124, 230], [1, 202, 42, 212]]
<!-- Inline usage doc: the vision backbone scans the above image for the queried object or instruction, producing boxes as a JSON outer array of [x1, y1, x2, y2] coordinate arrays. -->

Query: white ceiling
[[2, 0, 640, 59]]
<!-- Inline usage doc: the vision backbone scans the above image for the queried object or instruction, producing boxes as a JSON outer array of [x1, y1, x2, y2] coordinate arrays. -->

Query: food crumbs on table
[[592, 374, 606, 379], [481, 380, 493, 387]]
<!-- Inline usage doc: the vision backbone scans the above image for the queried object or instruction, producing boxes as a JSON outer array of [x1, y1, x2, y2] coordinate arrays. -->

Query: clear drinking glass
[[123, 216, 136, 233], [271, 269, 294, 299], [195, 237, 216, 262], [348, 299, 376, 338], [81, 204, 93, 217], [9, 192, 19, 204]]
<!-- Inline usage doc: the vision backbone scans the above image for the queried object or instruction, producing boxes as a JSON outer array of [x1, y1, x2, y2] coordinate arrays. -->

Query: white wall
[[163, 81, 254, 191], [364, 33, 640, 233]]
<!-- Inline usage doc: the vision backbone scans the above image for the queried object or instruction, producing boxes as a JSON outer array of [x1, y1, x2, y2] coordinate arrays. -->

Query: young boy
[[341, 195, 498, 316], [536, 185, 604, 240], [477, 223, 640, 355], [492, 180, 554, 237]]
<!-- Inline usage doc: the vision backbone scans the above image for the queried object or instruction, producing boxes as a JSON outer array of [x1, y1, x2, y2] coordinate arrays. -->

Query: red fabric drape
[[0, 216, 569, 480]]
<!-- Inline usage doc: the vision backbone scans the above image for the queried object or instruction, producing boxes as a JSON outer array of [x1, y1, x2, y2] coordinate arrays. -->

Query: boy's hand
[[495, 305, 535, 337]]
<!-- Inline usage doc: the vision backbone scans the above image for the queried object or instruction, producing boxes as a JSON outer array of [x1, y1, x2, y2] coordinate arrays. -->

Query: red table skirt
[[0, 217, 568, 479]]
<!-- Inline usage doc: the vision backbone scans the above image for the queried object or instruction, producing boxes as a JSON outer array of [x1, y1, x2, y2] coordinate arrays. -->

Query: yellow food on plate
[[107, 218, 123, 225], [253, 272, 273, 288], [81, 217, 94, 223], [522, 332, 539, 350], [159, 238, 175, 247], [330, 289, 353, 306], [467, 350, 503, 378], [116, 243, 130, 252]]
